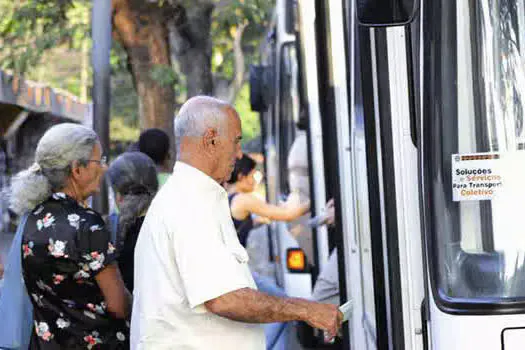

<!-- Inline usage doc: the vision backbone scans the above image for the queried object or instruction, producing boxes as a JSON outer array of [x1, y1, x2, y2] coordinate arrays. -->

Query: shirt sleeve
[[312, 249, 340, 302], [171, 206, 254, 310], [77, 211, 118, 277]]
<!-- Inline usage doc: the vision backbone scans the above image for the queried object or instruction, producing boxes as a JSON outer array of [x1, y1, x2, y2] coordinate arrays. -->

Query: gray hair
[[174, 96, 232, 153], [106, 152, 158, 239], [10, 123, 99, 215]]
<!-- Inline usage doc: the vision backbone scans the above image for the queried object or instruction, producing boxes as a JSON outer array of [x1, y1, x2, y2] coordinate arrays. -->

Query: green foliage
[[110, 117, 139, 142], [111, 69, 139, 129], [108, 41, 139, 128], [0, 0, 272, 143], [150, 64, 177, 87], [0, 0, 90, 73], [212, 0, 273, 80]]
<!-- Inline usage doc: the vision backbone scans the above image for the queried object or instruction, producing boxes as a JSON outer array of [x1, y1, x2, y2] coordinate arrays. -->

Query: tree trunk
[[227, 22, 247, 103], [112, 0, 175, 141], [169, 3, 214, 98]]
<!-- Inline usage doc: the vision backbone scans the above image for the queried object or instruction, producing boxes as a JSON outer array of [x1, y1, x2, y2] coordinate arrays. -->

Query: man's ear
[[203, 128, 219, 151]]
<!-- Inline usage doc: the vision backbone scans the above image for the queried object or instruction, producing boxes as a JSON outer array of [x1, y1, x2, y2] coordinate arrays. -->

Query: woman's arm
[[233, 193, 310, 222], [95, 263, 132, 319]]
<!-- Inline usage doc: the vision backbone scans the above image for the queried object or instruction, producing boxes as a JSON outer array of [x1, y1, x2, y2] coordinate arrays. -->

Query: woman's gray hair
[[10, 123, 99, 215], [174, 96, 231, 153], [106, 152, 158, 239]]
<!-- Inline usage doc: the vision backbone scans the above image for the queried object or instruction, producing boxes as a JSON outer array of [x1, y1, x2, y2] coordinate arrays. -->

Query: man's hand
[[304, 302, 343, 340]]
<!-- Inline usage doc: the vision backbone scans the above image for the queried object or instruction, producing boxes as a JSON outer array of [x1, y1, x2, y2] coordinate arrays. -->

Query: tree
[[0, 0, 272, 143], [111, 0, 176, 137], [169, 1, 215, 98], [211, 0, 273, 103]]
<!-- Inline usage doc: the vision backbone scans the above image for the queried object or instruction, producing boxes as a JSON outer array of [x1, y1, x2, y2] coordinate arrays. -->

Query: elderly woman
[[10, 123, 131, 349], [106, 152, 158, 292]]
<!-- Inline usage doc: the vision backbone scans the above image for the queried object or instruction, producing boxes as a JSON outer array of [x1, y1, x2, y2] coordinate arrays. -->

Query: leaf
[[149, 64, 177, 87]]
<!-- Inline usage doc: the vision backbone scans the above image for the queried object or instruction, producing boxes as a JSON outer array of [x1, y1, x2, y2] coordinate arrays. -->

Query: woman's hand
[[321, 199, 335, 226], [254, 216, 271, 225]]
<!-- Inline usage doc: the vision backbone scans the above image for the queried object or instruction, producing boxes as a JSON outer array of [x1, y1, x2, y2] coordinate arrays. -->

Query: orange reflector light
[[287, 248, 307, 272]]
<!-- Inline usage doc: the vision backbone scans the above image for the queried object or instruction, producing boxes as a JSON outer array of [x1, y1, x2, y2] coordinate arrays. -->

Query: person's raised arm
[[204, 287, 342, 339], [236, 193, 309, 222]]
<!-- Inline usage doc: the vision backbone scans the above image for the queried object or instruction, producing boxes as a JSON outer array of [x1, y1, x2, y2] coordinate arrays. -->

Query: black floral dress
[[21, 193, 129, 349]]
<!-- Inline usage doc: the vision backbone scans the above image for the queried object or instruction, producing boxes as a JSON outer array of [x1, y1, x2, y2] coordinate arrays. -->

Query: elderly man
[[131, 96, 342, 350]]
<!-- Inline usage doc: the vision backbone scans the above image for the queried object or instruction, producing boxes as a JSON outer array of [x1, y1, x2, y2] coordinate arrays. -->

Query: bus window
[[278, 44, 300, 194], [424, 0, 525, 304]]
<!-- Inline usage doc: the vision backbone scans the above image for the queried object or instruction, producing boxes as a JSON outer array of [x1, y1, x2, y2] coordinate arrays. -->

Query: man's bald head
[[174, 96, 232, 146], [174, 96, 243, 183]]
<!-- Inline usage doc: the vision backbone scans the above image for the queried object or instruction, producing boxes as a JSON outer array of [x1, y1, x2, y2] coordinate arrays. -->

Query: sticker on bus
[[451, 152, 504, 201]]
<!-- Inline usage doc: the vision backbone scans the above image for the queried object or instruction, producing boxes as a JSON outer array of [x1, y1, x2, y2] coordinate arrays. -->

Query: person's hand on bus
[[321, 198, 335, 226], [283, 191, 301, 207], [254, 216, 271, 225], [233, 190, 310, 223], [304, 302, 343, 341], [290, 223, 306, 237]]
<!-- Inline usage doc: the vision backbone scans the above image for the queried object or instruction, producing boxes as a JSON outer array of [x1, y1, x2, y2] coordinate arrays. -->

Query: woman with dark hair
[[138, 128, 171, 187], [227, 154, 310, 247], [227, 154, 312, 350], [106, 152, 158, 292]]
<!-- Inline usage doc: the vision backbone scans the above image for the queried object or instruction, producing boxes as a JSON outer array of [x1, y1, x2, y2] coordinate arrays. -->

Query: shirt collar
[[51, 192, 86, 208], [173, 161, 227, 199]]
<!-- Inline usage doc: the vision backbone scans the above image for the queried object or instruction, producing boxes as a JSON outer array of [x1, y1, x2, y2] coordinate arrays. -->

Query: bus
[[250, 0, 525, 349]]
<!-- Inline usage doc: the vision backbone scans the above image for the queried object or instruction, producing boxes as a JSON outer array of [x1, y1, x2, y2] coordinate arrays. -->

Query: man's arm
[[204, 287, 342, 338]]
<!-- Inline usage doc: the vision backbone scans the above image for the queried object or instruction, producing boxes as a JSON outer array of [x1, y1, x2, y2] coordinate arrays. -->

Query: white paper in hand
[[339, 300, 353, 322]]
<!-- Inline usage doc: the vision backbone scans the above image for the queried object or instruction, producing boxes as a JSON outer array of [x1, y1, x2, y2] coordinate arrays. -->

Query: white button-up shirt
[[130, 162, 265, 350]]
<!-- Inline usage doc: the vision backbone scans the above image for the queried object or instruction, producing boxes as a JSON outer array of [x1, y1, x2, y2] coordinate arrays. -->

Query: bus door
[[323, 0, 425, 349], [251, 0, 317, 300], [422, 0, 525, 349]]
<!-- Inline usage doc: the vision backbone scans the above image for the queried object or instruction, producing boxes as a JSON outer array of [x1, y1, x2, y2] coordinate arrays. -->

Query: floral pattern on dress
[[52, 274, 65, 285], [21, 193, 128, 349], [73, 268, 91, 281], [84, 331, 102, 349], [107, 242, 116, 255], [63, 299, 76, 308], [67, 214, 81, 229], [35, 321, 54, 341], [37, 213, 55, 230], [36, 280, 55, 295], [56, 317, 70, 329], [90, 224, 102, 232], [116, 332, 126, 341], [52, 192, 67, 200], [86, 302, 106, 315], [22, 241, 34, 258], [32, 293, 44, 307], [33, 205, 44, 215], [82, 251, 105, 271], [84, 310, 97, 320], [48, 239, 67, 258]]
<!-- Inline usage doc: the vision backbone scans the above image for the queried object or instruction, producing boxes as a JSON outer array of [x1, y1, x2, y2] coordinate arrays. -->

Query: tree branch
[[226, 21, 248, 103]]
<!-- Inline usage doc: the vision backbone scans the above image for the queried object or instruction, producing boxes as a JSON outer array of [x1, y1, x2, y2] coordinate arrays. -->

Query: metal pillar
[[91, 0, 112, 215]]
